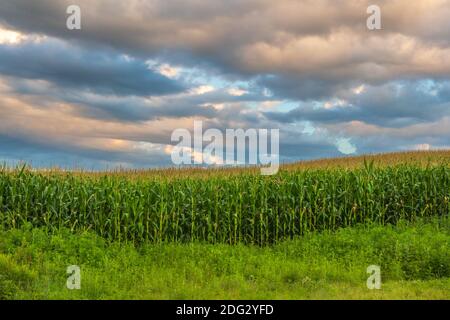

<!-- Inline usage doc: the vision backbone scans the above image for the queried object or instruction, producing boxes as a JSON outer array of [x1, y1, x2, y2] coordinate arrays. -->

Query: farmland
[[0, 151, 449, 299]]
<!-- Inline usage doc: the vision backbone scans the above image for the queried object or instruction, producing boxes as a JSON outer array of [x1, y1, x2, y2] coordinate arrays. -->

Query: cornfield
[[0, 163, 449, 245]]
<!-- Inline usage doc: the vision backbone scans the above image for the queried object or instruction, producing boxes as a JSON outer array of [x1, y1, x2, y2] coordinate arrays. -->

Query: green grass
[[1, 218, 448, 299], [1, 163, 449, 245], [1, 156, 449, 299]]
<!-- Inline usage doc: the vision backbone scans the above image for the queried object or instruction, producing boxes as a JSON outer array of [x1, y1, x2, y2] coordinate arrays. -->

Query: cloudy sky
[[0, 0, 449, 169]]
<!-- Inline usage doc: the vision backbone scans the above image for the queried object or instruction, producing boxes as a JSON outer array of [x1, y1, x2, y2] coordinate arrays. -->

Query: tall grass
[[0, 163, 449, 245]]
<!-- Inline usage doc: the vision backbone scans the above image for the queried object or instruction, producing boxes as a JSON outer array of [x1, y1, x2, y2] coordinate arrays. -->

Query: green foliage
[[0, 253, 36, 299], [0, 219, 448, 299], [0, 165, 449, 244]]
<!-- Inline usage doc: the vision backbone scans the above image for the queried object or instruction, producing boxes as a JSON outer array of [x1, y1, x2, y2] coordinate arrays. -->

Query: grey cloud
[[1, 0, 449, 100], [265, 81, 450, 128], [5, 72, 278, 123], [256, 75, 348, 101], [1, 0, 450, 168], [0, 132, 172, 169], [0, 39, 185, 97]]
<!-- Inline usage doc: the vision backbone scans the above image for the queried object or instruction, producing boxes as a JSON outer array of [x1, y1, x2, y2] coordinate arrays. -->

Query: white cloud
[[414, 143, 431, 151], [335, 138, 357, 154], [263, 88, 273, 97], [227, 88, 248, 96], [157, 64, 180, 79], [323, 99, 348, 109], [164, 145, 224, 165], [145, 60, 180, 79], [0, 26, 26, 44], [189, 85, 215, 95], [302, 122, 316, 135], [352, 84, 365, 95]]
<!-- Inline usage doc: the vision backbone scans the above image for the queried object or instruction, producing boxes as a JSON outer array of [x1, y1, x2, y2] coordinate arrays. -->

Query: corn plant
[[0, 164, 448, 245]]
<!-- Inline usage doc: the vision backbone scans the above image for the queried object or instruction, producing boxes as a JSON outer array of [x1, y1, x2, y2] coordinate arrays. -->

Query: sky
[[0, 0, 449, 169]]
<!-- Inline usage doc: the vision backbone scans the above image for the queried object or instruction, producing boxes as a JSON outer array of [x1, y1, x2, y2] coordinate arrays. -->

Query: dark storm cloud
[[4, 69, 278, 123], [72, 96, 218, 122], [265, 81, 450, 127], [256, 75, 347, 101], [0, 39, 184, 97]]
